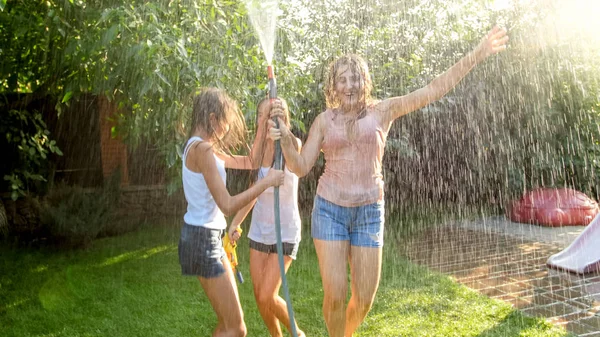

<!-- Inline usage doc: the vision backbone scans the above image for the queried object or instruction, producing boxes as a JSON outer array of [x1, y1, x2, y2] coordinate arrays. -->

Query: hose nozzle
[[267, 65, 275, 79], [267, 65, 277, 99]]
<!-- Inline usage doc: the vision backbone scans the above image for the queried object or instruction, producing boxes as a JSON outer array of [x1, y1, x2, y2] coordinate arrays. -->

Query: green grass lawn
[[0, 220, 571, 337]]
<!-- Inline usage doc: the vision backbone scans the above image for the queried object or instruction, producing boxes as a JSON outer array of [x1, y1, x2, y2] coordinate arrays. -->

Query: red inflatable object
[[507, 188, 599, 227]]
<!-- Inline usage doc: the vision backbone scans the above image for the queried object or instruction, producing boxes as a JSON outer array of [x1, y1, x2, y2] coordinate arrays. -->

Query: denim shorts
[[311, 195, 385, 247], [178, 223, 226, 278], [249, 239, 299, 260]]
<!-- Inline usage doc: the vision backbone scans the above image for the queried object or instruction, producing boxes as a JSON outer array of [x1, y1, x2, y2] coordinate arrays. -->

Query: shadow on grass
[[0, 222, 181, 320], [475, 311, 574, 337], [0, 222, 324, 337]]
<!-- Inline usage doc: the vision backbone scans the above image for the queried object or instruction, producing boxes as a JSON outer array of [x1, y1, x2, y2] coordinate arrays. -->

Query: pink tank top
[[316, 109, 389, 207]]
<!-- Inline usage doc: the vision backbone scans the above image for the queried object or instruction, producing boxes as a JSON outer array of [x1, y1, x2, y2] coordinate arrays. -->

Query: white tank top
[[248, 166, 301, 244], [182, 136, 227, 230]]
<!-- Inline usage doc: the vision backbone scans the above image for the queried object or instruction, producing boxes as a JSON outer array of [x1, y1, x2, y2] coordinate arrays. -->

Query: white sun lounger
[[547, 213, 600, 274]]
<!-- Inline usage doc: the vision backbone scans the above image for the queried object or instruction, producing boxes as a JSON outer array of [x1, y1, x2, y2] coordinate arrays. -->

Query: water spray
[[267, 65, 282, 170]]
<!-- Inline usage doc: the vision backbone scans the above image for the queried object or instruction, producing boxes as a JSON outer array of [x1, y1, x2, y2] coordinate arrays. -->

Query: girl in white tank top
[[247, 166, 300, 245], [229, 98, 305, 336], [178, 88, 285, 337]]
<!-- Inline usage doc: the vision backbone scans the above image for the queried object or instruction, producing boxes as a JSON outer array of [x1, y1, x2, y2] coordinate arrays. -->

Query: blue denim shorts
[[178, 224, 226, 278], [249, 239, 299, 260], [311, 195, 385, 247]]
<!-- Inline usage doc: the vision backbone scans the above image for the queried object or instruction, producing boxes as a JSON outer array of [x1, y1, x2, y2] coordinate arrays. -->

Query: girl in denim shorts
[[179, 88, 284, 337], [228, 98, 305, 337], [268, 27, 508, 336]]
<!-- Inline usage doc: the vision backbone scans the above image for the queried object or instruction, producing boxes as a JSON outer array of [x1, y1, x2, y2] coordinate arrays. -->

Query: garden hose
[[268, 65, 299, 337]]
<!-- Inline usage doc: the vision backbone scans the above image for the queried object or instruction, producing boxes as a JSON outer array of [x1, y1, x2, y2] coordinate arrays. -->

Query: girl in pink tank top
[[269, 27, 509, 336], [317, 108, 387, 207]]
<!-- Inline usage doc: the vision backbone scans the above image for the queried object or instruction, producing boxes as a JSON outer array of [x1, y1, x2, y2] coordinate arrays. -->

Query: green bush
[[0, 107, 63, 200], [40, 184, 118, 248]]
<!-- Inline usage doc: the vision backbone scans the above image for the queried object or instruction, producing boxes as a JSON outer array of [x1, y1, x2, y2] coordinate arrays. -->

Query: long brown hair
[[188, 87, 246, 154]]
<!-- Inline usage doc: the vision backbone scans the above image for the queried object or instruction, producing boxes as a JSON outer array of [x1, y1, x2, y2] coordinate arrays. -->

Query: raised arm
[[377, 26, 509, 127], [270, 113, 324, 177], [216, 110, 269, 170], [216, 154, 254, 170], [190, 142, 284, 216], [249, 104, 270, 167]]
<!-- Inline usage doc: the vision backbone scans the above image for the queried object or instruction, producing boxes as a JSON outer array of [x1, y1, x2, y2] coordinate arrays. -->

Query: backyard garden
[[2, 0, 600, 336]]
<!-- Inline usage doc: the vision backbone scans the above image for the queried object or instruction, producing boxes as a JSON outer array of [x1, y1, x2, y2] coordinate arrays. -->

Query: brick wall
[[98, 96, 129, 186], [116, 185, 186, 219]]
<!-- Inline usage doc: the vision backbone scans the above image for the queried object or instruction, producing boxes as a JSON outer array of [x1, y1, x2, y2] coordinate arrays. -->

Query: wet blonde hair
[[188, 87, 246, 154], [324, 54, 374, 110], [324, 55, 374, 141]]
